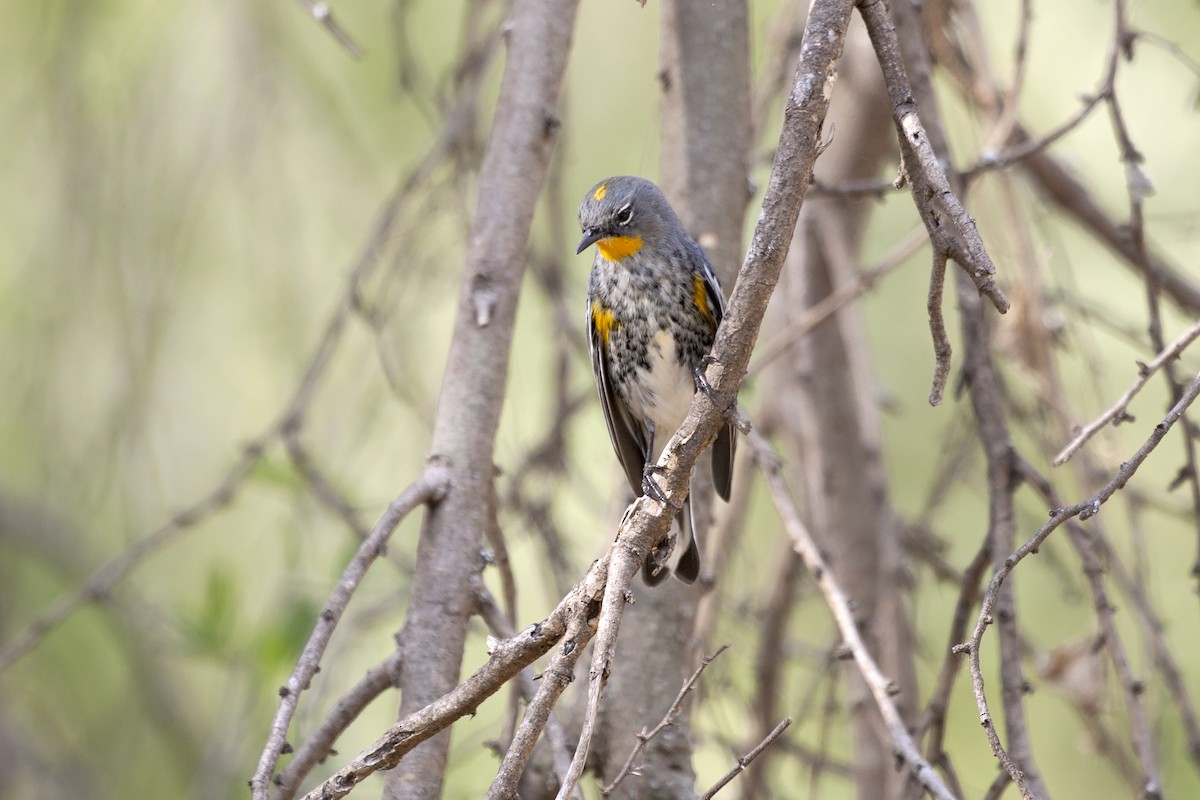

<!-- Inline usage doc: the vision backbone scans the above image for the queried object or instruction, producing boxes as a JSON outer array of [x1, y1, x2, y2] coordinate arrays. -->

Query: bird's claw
[[693, 354, 719, 404], [642, 465, 682, 511]]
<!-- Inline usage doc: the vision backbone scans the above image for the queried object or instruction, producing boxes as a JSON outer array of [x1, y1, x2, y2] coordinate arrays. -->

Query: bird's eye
[[615, 204, 634, 226]]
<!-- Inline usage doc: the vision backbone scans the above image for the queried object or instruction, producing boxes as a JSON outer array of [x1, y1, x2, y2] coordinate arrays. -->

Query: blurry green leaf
[[248, 455, 305, 492], [179, 566, 238, 657], [255, 595, 322, 674]]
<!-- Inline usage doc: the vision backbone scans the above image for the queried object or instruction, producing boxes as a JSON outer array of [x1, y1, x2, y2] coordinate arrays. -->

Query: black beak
[[576, 228, 602, 255]]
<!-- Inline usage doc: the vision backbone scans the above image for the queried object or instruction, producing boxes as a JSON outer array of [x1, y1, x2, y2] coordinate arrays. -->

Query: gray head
[[576, 176, 682, 258]]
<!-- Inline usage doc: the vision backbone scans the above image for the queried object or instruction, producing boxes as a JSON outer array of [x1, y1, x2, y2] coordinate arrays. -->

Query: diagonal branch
[[602, 646, 729, 797], [857, 0, 1010, 407], [1055, 317, 1200, 465], [751, 430, 958, 800], [250, 467, 451, 799], [957, 370, 1200, 796], [555, 0, 859, 792], [299, 555, 611, 800]]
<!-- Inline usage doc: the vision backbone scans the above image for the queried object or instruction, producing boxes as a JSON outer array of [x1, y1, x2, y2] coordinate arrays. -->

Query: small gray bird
[[577, 176, 736, 585]]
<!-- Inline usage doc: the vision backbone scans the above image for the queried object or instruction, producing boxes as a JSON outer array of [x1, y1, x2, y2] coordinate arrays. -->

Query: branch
[[555, 506, 645, 800], [857, 0, 1010, 407], [293, 0, 364, 59], [1014, 457, 1163, 798], [554, 0, 859, 792], [271, 651, 402, 799], [926, 249, 952, 406], [385, 0, 580, 795], [957, 370, 1200, 795], [1055, 317, 1200, 465], [699, 716, 793, 800], [482, 582, 588, 800], [298, 556, 611, 800], [601, 646, 729, 797], [750, 429, 957, 800], [250, 468, 450, 799]]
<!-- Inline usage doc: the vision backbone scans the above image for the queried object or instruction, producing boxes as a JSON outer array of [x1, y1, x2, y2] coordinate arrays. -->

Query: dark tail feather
[[641, 494, 701, 585], [712, 422, 736, 502], [674, 495, 700, 584], [643, 552, 671, 585]]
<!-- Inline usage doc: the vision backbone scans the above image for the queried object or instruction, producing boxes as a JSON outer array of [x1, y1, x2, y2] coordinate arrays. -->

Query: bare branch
[[251, 468, 451, 799], [484, 594, 594, 800], [1014, 457, 1163, 798], [699, 716, 793, 800], [293, 0, 364, 59], [1055, 317, 1200, 465], [958, 370, 1200, 795], [273, 652, 403, 799], [857, 0, 1010, 411], [386, 0, 580, 795], [926, 249, 952, 406], [300, 556, 611, 800], [602, 646, 729, 797], [751, 430, 957, 800], [555, 510, 643, 800]]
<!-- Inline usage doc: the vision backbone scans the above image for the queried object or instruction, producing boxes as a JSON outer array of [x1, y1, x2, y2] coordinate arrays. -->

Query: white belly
[[626, 330, 695, 460]]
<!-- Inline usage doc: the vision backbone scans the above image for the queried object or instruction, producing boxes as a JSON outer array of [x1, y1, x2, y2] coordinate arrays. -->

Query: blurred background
[[1, 0, 1199, 798]]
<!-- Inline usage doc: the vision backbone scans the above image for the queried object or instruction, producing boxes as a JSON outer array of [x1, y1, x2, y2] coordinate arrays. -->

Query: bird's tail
[[641, 494, 700, 585]]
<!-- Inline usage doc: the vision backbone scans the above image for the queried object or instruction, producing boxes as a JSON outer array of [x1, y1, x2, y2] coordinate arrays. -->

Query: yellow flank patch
[[593, 183, 608, 201], [596, 235, 643, 261], [591, 300, 617, 344], [693, 275, 715, 325]]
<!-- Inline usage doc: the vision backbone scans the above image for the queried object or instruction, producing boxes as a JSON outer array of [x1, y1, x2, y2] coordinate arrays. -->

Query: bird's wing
[[696, 249, 737, 502], [589, 300, 648, 496]]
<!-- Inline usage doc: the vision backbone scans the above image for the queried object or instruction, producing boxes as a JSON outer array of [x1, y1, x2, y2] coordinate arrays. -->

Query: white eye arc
[[615, 204, 634, 226]]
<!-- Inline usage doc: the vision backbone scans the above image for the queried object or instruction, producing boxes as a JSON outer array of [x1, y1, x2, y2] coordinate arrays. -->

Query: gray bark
[[383, 0, 581, 796], [758, 12, 920, 799], [597, 3, 752, 798]]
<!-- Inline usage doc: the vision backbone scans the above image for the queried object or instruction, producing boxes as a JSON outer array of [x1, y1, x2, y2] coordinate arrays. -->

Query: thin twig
[[483, 587, 595, 800], [293, 0, 364, 59], [272, 651, 403, 799], [857, 0, 1010, 411], [1015, 456, 1163, 798], [699, 717, 793, 800], [1055, 317, 1200, 464], [927, 249, 952, 406], [750, 429, 958, 800], [919, 535, 990, 791], [299, 553, 611, 800], [251, 468, 451, 799], [554, 509, 644, 800], [602, 646, 730, 796], [957, 370, 1200, 796]]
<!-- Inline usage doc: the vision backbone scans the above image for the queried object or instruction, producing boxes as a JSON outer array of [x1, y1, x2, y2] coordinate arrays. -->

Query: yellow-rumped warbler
[[577, 176, 735, 585]]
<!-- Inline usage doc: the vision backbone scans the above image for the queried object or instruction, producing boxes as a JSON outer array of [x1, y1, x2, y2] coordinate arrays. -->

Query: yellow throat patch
[[591, 300, 617, 344], [596, 235, 643, 261]]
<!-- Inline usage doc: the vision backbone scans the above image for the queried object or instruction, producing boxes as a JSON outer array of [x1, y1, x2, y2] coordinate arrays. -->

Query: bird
[[577, 175, 736, 585]]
